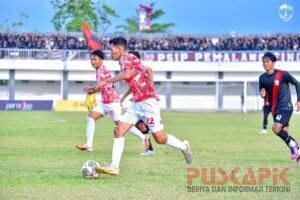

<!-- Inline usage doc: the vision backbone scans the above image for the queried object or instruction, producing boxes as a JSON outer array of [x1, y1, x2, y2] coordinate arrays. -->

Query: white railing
[[0, 48, 299, 62]]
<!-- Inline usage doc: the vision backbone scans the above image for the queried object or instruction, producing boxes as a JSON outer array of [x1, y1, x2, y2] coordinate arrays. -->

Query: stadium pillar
[[215, 81, 219, 110], [217, 72, 224, 110], [255, 81, 260, 112], [114, 71, 120, 90], [61, 69, 68, 100], [9, 69, 15, 100], [166, 71, 172, 109], [243, 81, 247, 113]]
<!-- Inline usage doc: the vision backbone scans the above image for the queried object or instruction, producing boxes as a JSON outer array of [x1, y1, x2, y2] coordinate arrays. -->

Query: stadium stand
[[0, 32, 299, 111], [0, 32, 299, 51]]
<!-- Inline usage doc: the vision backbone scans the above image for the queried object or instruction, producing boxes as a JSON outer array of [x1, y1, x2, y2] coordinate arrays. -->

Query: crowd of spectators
[[0, 32, 299, 51], [0, 33, 86, 50]]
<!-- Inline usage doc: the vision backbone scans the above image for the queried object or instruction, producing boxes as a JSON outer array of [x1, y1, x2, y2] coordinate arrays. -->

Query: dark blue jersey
[[259, 69, 300, 115]]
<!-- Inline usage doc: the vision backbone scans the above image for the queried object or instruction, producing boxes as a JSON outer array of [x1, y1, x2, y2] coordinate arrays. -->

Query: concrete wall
[[0, 58, 299, 111]]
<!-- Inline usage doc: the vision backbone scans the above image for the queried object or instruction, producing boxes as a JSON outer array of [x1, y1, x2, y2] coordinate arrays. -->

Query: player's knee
[[272, 125, 281, 134], [283, 126, 289, 132], [88, 112, 100, 120], [86, 116, 95, 122], [154, 134, 167, 144], [154, 137, 166, 144], [114, 124, 128, 137], [114, 126, 122, 137]]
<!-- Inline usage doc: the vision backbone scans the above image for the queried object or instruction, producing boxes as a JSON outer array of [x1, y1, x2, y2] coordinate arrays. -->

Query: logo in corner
[[279, 4, 293, 22]]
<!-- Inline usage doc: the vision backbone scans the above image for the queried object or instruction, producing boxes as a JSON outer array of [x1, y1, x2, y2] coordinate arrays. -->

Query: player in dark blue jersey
[[259, 52, 300, 164]]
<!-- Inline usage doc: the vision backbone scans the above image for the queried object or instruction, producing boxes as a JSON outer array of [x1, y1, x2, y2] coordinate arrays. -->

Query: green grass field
[[0, 111, 299, 200]]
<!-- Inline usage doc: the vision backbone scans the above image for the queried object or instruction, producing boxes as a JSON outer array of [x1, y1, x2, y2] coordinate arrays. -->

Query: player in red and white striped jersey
[[76, 50, 153, 154], [94, 37, 192, 176]]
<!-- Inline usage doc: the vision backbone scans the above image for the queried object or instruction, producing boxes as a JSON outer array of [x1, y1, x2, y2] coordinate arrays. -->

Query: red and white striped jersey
[[118, 53, 156, 102], [96, 65, 120, 104]]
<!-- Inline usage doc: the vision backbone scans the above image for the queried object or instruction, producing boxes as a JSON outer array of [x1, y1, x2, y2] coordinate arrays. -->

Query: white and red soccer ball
[[81, 160, 100, 179]]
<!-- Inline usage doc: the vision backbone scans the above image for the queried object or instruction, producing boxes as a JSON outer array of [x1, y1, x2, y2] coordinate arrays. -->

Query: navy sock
[[278, 129, 295, 146], [263, 117, 268, 129], [263, 124, 267, 129], [148, 140, 154, 151]]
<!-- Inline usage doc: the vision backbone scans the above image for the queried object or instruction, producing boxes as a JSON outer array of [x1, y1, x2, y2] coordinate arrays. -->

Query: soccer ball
[[81, 160, 100, 179]]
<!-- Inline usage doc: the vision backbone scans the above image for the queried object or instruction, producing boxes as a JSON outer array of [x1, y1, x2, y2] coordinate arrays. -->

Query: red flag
[[81, 23, 102, 50]]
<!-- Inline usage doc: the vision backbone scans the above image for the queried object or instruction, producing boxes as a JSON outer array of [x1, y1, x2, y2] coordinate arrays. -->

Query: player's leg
[[76, 111, 103, 151], [260, 106, 269, 134], [114, 119, 149, 154], [272, 110, 299, 161], [95, 122, 133, 176], [112, 121, 133, 167], [128, 125, 146, 145], [136, 120, 155, 155], [95, 105, 138, 175], [108, 102, 147, 152], [151, 129, 192, 164], [142, 98, 192, 163], [263, 106, 268, 129]]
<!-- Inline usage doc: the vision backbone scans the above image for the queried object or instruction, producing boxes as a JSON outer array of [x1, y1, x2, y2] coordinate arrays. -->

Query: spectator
[[0, 32, 299, 51]]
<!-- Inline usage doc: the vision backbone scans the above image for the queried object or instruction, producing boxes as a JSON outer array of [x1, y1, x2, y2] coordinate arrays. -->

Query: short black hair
[[128, 50, 140, 59], [262, 52, 277, 62], [90, 49, 104, 60], [109, 37, 128, 50]]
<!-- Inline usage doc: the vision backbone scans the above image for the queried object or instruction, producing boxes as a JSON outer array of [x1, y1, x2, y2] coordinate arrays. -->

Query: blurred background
[[0, 0, 299, 112]]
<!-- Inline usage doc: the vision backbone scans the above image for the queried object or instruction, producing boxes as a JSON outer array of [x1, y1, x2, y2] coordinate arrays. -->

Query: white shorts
[[120, 98, 164, 133], [92, 102, 122, 122]]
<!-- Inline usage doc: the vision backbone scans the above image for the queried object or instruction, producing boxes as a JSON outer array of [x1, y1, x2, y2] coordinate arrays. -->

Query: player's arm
[[84, 85, 98, 94], [95, 69, 130, 90], [259, 76, 266, 98], [260, 88, 266, 98], [121, 88, 132, 103], [144, 66, 154, 86], [284, 72, 300, 111], [144, 65, 160, 101]]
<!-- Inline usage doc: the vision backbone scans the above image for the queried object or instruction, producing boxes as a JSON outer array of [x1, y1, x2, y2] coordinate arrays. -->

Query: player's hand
[[260, 88, 266, 98], [120, 96, 125, 104], [95, 80, 107, 90], [154, 94, 160, 101], [295, 102, 300, 112], [83, 85, 90, 92], [84, 86, 96, 94]]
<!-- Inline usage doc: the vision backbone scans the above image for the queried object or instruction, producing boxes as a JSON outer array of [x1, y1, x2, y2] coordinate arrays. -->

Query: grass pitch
[[0, 111, 299, 200]]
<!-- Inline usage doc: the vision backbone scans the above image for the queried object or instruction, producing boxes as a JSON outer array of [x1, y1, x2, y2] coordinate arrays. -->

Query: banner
[[62, 50, 77, 70], [139, 4, 152, 31], [142, 51, 300, 62], [82, 23, 102, 50], [50, 51, 63, 60], [63, 50, 77, 62], [0, 100, 53, 111], [55, 100, 87, 112]]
